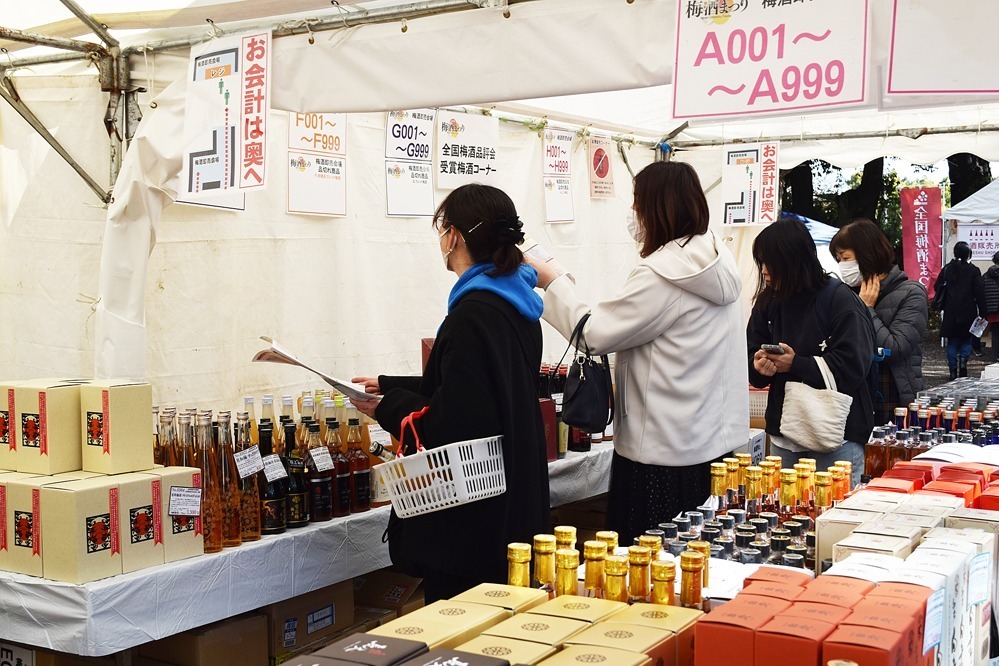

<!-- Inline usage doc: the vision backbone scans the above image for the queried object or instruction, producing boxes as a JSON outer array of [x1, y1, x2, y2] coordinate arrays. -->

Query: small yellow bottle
[[687, 540, 711, 588], [814, 471, 834, 517], [555, 548, 580, 597], [604, 555, 628, 603], [627, 545, 652, 604], [638, 534, 663, 561], [554, 525, 577, 552], [582, 540, 606, 599], [507, 543, 531, 588], [650, 559, 676, 606], [533, 534, 557, 598], [679, 551, 704, 610], [595, 530, 618, 555]]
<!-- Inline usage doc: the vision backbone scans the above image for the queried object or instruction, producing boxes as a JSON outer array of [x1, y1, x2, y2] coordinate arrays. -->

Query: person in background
[[352, 184, 549, 602], [829, 219, 927, 424], [933, 241, 986, 379], [981, 250, 999, 361], [527, 161, 748, 545], [748, 218, 875, 486]]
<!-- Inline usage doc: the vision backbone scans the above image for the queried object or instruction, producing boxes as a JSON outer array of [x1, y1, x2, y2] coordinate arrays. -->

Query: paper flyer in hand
[[251, 336, 379, 402]]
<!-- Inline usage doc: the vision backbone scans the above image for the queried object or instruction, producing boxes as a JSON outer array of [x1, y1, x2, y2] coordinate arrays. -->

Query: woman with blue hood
[[353, 184, 549, 602]]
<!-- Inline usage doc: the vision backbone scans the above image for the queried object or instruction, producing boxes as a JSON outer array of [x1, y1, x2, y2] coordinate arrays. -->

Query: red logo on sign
[[38, 392, 48, 456], [152, 480, 163, 545], [0, 486, 6, 552], [6, 389, 14, 452], [102, 390, 111, 454], [32, 488, 41, 555], [109, 487, 120, 555], [193, 473, 203, 536]]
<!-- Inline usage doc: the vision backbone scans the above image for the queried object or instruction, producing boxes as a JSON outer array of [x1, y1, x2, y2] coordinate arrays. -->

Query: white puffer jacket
[[543, 230, 749, 466]]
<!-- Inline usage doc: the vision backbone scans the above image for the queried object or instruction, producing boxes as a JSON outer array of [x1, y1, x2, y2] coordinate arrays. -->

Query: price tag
[[168, 487, 202, 517], [923, 587, 945, 654], [369, 426, 392, 447], [262, 454, 289, 483], [969, 552, 991, 606], [310, 447, 334, 472], [234, 445, 264, 479]]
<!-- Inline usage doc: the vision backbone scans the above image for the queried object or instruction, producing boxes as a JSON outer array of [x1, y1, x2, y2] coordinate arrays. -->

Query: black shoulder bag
[[554, 313, 615, 433]]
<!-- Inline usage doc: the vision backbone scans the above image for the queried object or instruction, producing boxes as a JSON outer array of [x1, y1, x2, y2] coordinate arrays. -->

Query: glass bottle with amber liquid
[[595, 530, 618, 556], [554, 525, 576, 553], [723, 458, 742, 510], [735, 453, 752, 504], [158, 410, 176, 466], [305, 422, 333, 522], [346, 418, 371, 513], [813, 471, 833, 518], [258, 425, 286, 535], [651, 560, 676, 606], [745, 466, 763, 519], [533, 534, 557, 598], [582, 540, 606, 599], [508, 543, 531, 587], [283, 422, 310, 528], [709, 462, 729, 514], [555, 549, 579, 597], [173, 412, 196, 467], [326, 418, 351, 518], [628, 545, 652, 604], [217, 411, 242, 549], [235, 412, 261, 542], [679, 551, 704, 610], [778, 469, 798, 524], [195, 413, 223, 554], [152, 406, 165, 465], [604, 555, 628, 603]]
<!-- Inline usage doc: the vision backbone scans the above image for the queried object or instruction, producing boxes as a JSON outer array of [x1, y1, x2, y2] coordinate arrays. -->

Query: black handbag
[[554, 313, 614, 433]]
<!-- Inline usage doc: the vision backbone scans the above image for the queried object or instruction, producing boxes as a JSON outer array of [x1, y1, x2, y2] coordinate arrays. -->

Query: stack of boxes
[[0, 379, 203, 584], [290, 583, 703, 666]]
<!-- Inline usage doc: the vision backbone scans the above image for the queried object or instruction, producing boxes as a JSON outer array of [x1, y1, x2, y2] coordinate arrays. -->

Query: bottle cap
[[784, 521, 803, 537], [679, 533, 698, 543], [715, 536, 735, 554], [703, 521, 723, 531], [788, 545, 809, 558], [673, 516, 691, 532], [770, 528, 790, 539], [805, 532, 816, 547], [684, 511, 704, 527], [780, 469, 797, 483], [644, 528, 666, 541], [605, 555, 628, 576], [750, 518, 769, 534], [770, 535, 790, 552], [595, 530, 619, 551], [798, 458, 817, 471], [628, 545, 651, 565], [533, 534, 556, 553], [710, 462, 728, 476], [687, 540, 711, 558], [699, 527, 721, 543], [735, 532, 754, 549], [348, 418, 360, 426], [814, 471, 833, 486], [782, 553, 805, 568], [638, 535, 662, 552], [750, 540, 771, 559], [508, 543, 531, 563], [554, 525, 577, 545], [650, 559, 676, 581], [727, 509, 747, 525], [765, 455, 784, 466], [760, 512, 780, 528], [739, 548, 761, 564], [659, 523, 679, 539], [556, 548, 579, 569], [718, 515, 735, 530], [860, 474, 872, 484], [745, 466, 763, 480], [894, 407, 908, 416], [668, 541, 687, 557], [680, 550, 704, 571], [710, 544, 724, 559], [697, 506, 716, 522], [584, 540, 607, 560]]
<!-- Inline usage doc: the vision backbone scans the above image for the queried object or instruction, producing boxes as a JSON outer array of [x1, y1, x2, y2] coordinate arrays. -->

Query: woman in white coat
[[528, 161, 749, 543]]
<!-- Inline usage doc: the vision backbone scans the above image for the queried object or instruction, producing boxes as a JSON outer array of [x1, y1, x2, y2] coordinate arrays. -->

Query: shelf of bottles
[[503, 453, 853, 609], [538, 364, 612, 457], [154, 391, 388, 555]]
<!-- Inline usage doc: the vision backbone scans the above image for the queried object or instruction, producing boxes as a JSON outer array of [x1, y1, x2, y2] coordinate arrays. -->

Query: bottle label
[[336, 474, 351, 513], [168, 487, 202, 517], [262, 454, 288, 482], [288, 457, 306, 473], [234, 445, 264, 479], [309, 478, 333, 517], [353, 470, 371, 507], [309, 447, 334, 472], [287, 492, 309, 524], [261, 498, 286, 531]]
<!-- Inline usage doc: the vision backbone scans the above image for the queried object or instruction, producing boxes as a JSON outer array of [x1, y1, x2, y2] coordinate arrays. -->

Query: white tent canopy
[[944, 178, 999, 224]]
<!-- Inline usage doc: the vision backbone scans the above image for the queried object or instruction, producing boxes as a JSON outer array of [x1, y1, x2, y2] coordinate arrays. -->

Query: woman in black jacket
[[829, 219, 927, 422], [934, 241, 986, 378], [353, 184, 550, 602], [747, 219, 875, 485]]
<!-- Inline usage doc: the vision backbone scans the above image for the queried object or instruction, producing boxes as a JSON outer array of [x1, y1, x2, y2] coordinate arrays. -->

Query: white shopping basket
[[375, 406, 506, 518]]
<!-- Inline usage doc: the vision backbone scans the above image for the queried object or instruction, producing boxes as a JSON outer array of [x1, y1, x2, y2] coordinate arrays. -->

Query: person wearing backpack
[[933, 241, 986, 378], [983, 251, 999, 361]]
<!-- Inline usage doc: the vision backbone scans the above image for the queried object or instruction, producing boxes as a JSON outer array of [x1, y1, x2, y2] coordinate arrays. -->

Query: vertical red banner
[[901, 187, 943, 299]]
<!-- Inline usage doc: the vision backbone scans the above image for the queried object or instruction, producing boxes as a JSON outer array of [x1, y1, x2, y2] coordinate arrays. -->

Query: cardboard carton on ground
[[80, 381, 154, 474], [138, 613, 267, 666], [261, 580, 355, 663], [353, 570, 423, 613], [14, 381, 83, 475]]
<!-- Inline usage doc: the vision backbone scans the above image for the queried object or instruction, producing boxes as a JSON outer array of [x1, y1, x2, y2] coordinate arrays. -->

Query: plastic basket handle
[[397, 406, 430, 457]]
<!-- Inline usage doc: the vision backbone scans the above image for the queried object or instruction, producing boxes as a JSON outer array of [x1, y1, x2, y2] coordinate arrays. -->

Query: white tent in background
[[944, 178, 999, 224]]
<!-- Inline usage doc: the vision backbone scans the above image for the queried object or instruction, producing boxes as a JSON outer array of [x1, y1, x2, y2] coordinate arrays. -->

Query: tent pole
[[0, 26, 105, 54], [0, 76, 111, 204], [0, 51, 95, 69], [57, 0, 120, 48], [673, 124, 999, 149]]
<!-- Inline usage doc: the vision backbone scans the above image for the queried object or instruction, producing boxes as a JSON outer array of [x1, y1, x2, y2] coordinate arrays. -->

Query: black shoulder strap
[[814, 278, 841, 338]]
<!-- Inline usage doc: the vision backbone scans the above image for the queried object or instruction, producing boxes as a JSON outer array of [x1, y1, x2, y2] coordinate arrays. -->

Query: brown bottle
[[305, 423, 333, 522], [326, 419, 351, 518], [346, 418, 371, 513], [217, 411, 242, 549], [283, 422, 310, 528], [195, 413, 223, 554], [235, 412, 261, 542]]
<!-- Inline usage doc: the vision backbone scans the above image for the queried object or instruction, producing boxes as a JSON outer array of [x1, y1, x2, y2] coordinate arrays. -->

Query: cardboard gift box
[[80, 381, 153, 474], [482, 614, 588, 648], [451, 583, 549, 614], [754, 616, 837, 666], [5, 475, 70, 577], [261, 580, 355, 662], [840, 490, 909, 507], [821, 625, 907, 666], [900, 493, 965, 512], [740, 581, 804, 603], [143, 466, 203, 563], [524, 595, 626, 624], [742, 565, 812, 588], [904, 543, 975, 666], [606, 603, 702, 666], [353, 569, 423, 614], [138, 613, 268, 666], [314, 632, 428, 665], [0, 381, 24, 471], [396, 648, 509, 666], [846, 597, 925, 666], [14, 381, 83, 475], [694, 597, 788, 666], [832, 533, 913, 563], [795, 575, 872, 609], [457, 635, 556, 665], [566, 622, 676, 666], [815, 508, 884, 571], [537, 644, 650, 666], [40, 476, 123, 583], [405, 600, 509, 629], [777, 602, 853, 626], [115, 472, 165, 574], [368, 619, 464, 650], [0, 472, 39, 572]]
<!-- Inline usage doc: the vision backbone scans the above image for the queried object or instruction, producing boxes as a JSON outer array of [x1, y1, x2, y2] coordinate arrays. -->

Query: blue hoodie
[[447, 263, 544, 321]]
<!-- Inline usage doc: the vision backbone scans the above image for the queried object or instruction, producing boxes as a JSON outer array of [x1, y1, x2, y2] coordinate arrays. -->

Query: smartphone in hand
[[761, 344, 785, 355]]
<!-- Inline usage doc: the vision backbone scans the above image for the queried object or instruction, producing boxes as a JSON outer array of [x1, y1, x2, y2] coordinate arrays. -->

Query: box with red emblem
[[41, 476, 123, 583], [0, 381, 24, 471], [4, 475, 69, 576], [144, 466, 204, 563], [115, 472, 165, 573], [0, 472, 39, 572], [13, 381, 83, 475], [80, 381, 153, 474]]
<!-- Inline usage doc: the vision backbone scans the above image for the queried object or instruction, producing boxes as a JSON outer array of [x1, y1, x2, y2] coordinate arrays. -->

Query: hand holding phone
[[761, 344, 785, 355]]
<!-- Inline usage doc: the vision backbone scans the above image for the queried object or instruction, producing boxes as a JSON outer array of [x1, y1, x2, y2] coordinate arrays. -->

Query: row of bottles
[[536, 364, 611, 458], [152, 390, 382, 555], [506, 526, 707, 610]]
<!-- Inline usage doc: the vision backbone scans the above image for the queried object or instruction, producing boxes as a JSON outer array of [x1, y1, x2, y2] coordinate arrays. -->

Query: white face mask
[[627, 210, 644, 243], [838, 259, 862, 287], [439, 227, 458, 270]]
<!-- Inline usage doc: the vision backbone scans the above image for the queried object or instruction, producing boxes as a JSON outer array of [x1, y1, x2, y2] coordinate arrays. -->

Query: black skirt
[[607, 451, 716, 545]]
